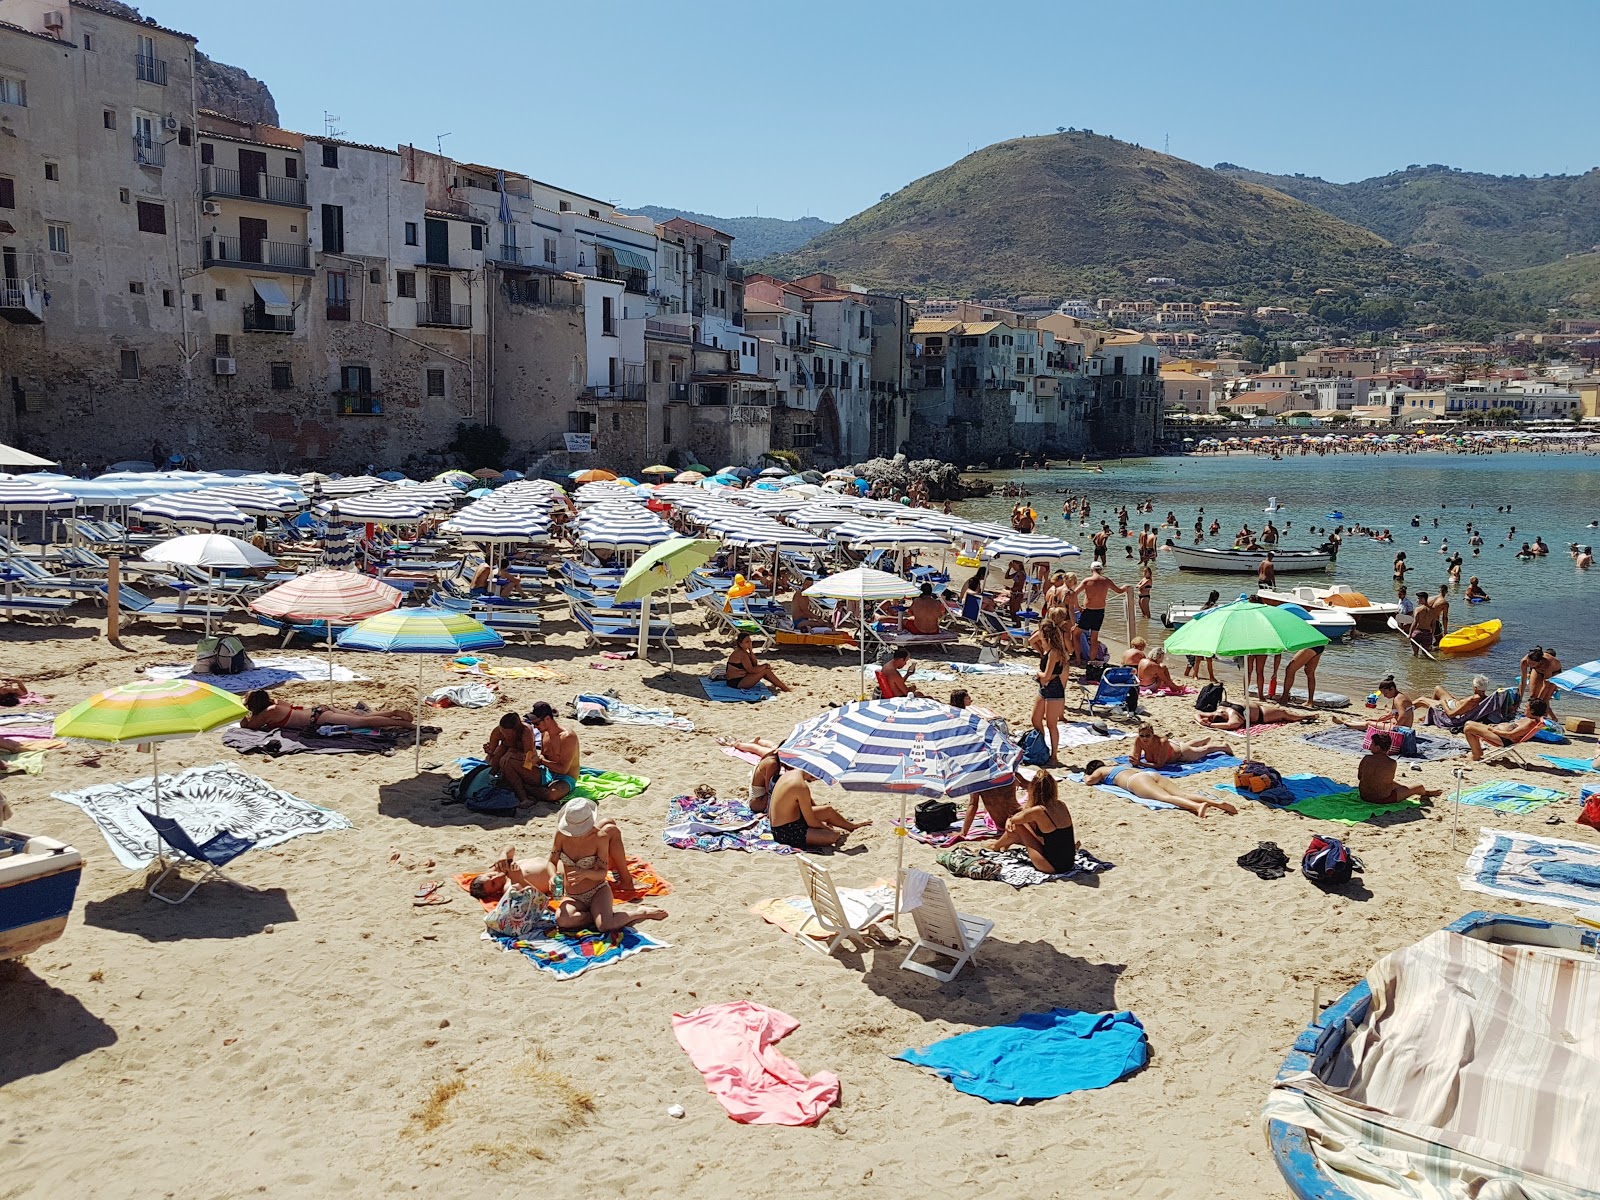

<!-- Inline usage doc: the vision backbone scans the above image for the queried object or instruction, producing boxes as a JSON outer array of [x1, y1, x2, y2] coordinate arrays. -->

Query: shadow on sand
[[82, 875, 297, 940], [0, 963, 118, 1086]]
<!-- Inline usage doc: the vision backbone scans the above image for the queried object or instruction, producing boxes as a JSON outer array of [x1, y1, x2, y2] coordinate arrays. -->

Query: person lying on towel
[[1129, 725, 1233, 769], [1081, 760, 1237, 818], [240, 689, 415, 733], [1358, 732, 1442, 804]]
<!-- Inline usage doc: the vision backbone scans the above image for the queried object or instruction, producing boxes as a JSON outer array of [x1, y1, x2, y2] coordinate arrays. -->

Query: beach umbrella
[[980, 532, 1082, 567], [144, 532, 277, 635], [131, 492, 252, 534], [54, 679, 248, 858], [640, 465, 675, 477], [684, 463, 713, 474], [0, 442, 56, 468], [1551, 660, 1600, 699], [1162, 598, 1329, 761], [433, 469, 477, 489], [576, 504, 675, 550], [251, 570, 403, 697], [310, 475, 387, 498], [337, 608, 504, 771], [569, 468, 617, 483], [471, 468, 503, 480], [375, 470, 409, 482], [673, 471, 705, 483], [780, 697, 1019, 924], [317, 493, 430, 523], [806, 566, 923, 699], [201, 485, 302, 517], [614, 536, 719, 663], [758, 466, 788, 478]]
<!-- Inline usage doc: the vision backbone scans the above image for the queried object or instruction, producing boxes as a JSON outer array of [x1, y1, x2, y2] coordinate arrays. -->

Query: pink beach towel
[[671, 1000, 840, 1126]]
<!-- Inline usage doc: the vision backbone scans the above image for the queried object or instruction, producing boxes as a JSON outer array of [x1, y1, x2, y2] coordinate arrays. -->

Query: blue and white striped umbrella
[[833, 520, 952, 551], [980, 532, 1082, 566], [0, 478, 75, 513], [202, 485, 302, 516], [131, 492, 252, 532], [1552, 660, 1600, 699], [576, 503, 674, 549], [779, 697, 1018, 799], [441, 508, 551, 543]]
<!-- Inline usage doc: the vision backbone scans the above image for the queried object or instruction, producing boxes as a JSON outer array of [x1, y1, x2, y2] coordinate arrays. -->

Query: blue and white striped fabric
[[1551, 659, 1600, 699], [201, 485, 302, 516], [0, 478, 75, 512], [131, 492, 252, 532], [576, 502, 674, 549], [832, 520, 952, 550], [441, 508, 550, 543], [317, 493, 430, 522], [779, 697, 1018, 799], [980, 533, 1081, 565]]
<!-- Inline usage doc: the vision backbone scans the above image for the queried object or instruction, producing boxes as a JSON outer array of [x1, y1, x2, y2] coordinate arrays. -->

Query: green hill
[[1495, 252, 1600, 311], [1216, 164, 1600, 273], [628, 206, 834, 262], [757, 132, 1432, 301]]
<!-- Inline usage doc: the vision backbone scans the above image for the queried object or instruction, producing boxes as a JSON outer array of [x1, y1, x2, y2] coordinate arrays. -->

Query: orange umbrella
[[569, 468, 617, 483]]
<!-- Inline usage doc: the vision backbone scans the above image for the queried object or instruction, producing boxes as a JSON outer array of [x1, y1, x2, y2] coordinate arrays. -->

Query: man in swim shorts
[[522, 700, 580, 805]]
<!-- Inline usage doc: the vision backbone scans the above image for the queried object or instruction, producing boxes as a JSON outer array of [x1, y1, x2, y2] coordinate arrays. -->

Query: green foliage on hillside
[[756, 133, 1437, 301], [1494, 252, 1600, 311], [1216, 165, 1600, 273], [629, 206, 835, 262]]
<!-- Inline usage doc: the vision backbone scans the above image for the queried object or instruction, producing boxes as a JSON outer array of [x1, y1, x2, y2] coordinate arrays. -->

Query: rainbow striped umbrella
[[54, 679, 249, 836], [337, 607, 504, 770]]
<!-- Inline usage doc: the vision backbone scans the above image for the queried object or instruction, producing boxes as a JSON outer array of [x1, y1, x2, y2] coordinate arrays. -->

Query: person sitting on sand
[[518, 700, 580, 804], [240, 689, 415, 732], [1413, 675, 1491, 723], [877, 647, 922, 699], [1336, 676, 1414, 732], [905, 582, 945, 636], [716, 737, 784, 813], [1082, 760, 1238, 817], [953, 778, 1021, 842], [1134, 646, 1180, 693], [547, 799, 666, 932], [1198, 700, 1312, 731], [992, 771, 1078, 873], [1358, 732, 1442, 804], [767, 766, 871, 849], [1121, 637, 1148, 668], [725, 631, 791, 692], [1464, 698, 1548, 761], [484, 712, 536, 802], [1129, 724, 1233, 769], [789, 587, 832, 634]]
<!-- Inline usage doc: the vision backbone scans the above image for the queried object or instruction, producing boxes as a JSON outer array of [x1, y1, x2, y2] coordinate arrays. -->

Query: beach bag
[[1363, 725, 1419, 757], [1232, 761, 1283, 795], [914, 799, 959, 833], [452, 763, 519, 815], [1301, 835, 1359, 886], [1018, 729, 1050, 768], [193, 634, 252, 676], [1578, 791, 1600, 832], [1082, 662, 1104, 683], [1195, 682, 1225, 713], [485, 885, 542, 938]]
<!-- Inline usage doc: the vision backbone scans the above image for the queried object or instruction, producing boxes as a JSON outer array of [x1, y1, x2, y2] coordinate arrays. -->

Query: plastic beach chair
[[793, 855, 893, 957], [897, 868, 993, 983], [137, 808, 257, 905], [1087, 666, 1140, 718]]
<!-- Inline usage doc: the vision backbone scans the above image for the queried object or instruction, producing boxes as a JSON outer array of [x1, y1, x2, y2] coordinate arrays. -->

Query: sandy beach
[[2, 606, 1588, 1199]]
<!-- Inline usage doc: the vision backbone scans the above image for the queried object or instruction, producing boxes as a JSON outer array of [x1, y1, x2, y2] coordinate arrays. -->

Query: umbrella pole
[[150, 741, 165, 866], [893, 791, 908, 933], [637, 593, 651, 664], [415, 655, 424, 773], [1450, 766, 1465, 852], [858, 603, 868, 701], [326, 623, 336, 703]]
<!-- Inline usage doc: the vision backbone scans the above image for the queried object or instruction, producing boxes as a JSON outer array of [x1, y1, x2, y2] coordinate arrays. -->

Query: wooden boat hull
[[0, 832, 83, 961], [1170, 546, 1331, 574], [1438, 618, 1502, 655]]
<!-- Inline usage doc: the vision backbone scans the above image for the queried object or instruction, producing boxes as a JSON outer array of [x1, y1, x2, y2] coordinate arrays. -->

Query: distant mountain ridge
[[629, 206, 834, 262], [1216, 164, 1600, 274]]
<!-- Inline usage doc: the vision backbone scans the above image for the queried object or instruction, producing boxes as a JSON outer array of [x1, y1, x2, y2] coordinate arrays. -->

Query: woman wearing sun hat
[[549, 798, 668, 933]]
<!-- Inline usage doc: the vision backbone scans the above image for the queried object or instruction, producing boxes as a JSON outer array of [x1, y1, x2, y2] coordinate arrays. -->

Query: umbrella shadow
[[860, 937, 1127, 1026], [0, 621, 99, 645], [0, 963, 118, 1086], [82, 877, 296, 940], [376, 771, 562, 829]]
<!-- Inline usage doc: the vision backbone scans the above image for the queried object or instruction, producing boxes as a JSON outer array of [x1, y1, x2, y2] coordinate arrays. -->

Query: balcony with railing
[[0, 279, 44, 324], [242, 304, 294, 333], [598, 264, 651, 296], [724, 264, 744, 282], [497, 244, 534, 266], [326, 302, 350, 322], [335, 391, 384, 416], [416, 301, 471, 328], [202, 166, 308, 207], [135, 53, 167, 85], [580, 382, 645, 403], [133, 138, 163, 168], [644, 317, 692, 343], [203, 235, 312, 274]]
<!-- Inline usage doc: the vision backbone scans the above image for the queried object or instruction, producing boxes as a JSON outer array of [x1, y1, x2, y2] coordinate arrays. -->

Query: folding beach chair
[[897, 868, 993, 983], [793, 855, 895, 958], [1086, 666, 1140, 718], [138, 808, 257, 905], [1481, 721, 1546, 768], [978, 609, 1031, 651]]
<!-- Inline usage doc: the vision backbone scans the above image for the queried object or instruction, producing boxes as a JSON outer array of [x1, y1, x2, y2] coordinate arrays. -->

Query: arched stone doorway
[[816, 391, 842, 462]]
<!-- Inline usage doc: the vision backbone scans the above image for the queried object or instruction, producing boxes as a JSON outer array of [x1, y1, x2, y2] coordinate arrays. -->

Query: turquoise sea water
[[952, 451, 1600, 711]]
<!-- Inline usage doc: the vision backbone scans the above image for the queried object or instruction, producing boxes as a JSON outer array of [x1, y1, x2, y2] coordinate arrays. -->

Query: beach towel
[[751, 880, 895, 938], [1538, 754, 1598, 774], [1114, 751, 1241, 778], [1287, 788, 1420, 825], [456, 855, 670, 912], [940, 660, 1035, 677], [1302, 725, 1464, 761], [663, 794, 793, 854], [700, 678, 773, 703], [221, 726, 405, 757], [570, 691, 694, 732], [1215, 773, 1351, 809], [936, 845, 1114, 888], [0, 711, 54, 727], [447, 659, 568, 682], [1055, 721, 1127, 750], [1461, 827, 1600, 914], [672, 1001, 839, 1126], [425, 682, 497, 708], [895, 1008, 1148, 1103], [486, 914, 666, 980], [1455, 780, 1566, 815], [910, 809, 998, 846], [719, 745, 763, 766], [0, 750, 47, 775], [52, 761, 351, 869], [144, 655, 370, 692], [571, 767, 650, 801], [909, 669, 959, 683]]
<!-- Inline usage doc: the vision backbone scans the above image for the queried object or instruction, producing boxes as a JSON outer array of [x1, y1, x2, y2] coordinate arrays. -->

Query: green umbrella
[[614, 536, 719, 664], [1162, 599, 1328, 761]]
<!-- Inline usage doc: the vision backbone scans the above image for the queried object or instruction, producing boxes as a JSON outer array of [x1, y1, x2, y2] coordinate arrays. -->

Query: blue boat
[[1267, 910, 1600, 1199], [0, 828, 84, 960]]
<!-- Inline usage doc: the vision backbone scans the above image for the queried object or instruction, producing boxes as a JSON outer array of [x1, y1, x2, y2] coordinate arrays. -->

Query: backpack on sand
[[1195, 682, 1225, 713], [1018, 729, 1050, 768], [449, 763, 519, 815], [193, 634, 253, 676], [1301, 834, 1361, 886]]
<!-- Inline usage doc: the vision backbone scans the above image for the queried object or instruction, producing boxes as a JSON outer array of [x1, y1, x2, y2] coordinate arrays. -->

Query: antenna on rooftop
[[436, 132, 452, 155], [323, 111, 345, 140], [1164, 132, 1170, 154]]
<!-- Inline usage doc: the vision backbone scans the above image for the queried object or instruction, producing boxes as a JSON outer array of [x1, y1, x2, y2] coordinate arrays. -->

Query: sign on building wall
[[564, 433, 593, 454]]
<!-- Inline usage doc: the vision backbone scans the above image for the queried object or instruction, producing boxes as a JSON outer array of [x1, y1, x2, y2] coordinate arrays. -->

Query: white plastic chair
[[794, 855, 893, 957], [897, 868, 993, 982]]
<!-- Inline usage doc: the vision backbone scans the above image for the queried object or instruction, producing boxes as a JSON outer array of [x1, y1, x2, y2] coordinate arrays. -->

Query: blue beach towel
[[895, 1008, 1149, 1103], [1455, 780, 1565, 815], [1064, 770, 1177, 811], [700, 678, 774, 703], [1215, 773, 1350, 809], [1539, 755, 1598, 774], [1113, 752, 1241, 778], [1461, 827, 1600, 914]]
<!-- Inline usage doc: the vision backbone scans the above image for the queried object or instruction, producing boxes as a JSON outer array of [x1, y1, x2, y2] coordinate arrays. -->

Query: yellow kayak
[[1439, 619, 1502, 655]]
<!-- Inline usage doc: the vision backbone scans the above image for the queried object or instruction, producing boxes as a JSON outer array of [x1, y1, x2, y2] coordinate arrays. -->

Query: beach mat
[[910, 809, 998, 846], [937, 845, 1114, 888], [144, 655, 370, 692], [1461, 827, 1600, 914], [52, 761, 351, 869], [447, 659, 568, 682], [1215, 773, 1351, 809], [1538, 754, 1598, 774], [663, 794, 794, 854], [1288, 789, 1421, 825], [1056, 721, 1127, 750], [572, 767, 650, 801], [1112, 751, 1240, 778], [1302, 725, 1465, 761], [1456, 781, 1566, 815], [486, 918, 667, 979], [700, 678, 773, 703]]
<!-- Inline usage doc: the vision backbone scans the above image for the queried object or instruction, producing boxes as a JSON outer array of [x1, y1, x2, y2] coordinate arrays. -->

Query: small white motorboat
[[1162, 599, 1354, 642], [1170, 545, 1332, 574], [1255, 584, 1400, 626], [0, 828, 84, 961]]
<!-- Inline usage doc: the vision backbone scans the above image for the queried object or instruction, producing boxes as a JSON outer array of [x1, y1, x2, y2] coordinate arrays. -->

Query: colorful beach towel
[[457, 856, 671, 911], [909, 809, 998, 846], [751, 880, 895, 939], [1302, 725, 1465, 761], [1288, 789, 1420, 825], [571, 691, 694, 732], [1215, 773, 1351, 808], [1456, 780, 1566, 815], [1538, 754, 1598, 774], [1114, 751, 1241, 778], [1461, 827, 1600, 914], [895, 1008, 1149, 1103], [672, 1001, 839, 1126], [448, 659, 568, 682], [939, 660, 1035, 676], [700, 678, 773, 703], [936, 845, 1114, 888], [486, 915, 666, 980], [144, 655, 370, 692], [52, 761, 351, 869], [663, 794, 793, 854], [572, 767, 650, 801]]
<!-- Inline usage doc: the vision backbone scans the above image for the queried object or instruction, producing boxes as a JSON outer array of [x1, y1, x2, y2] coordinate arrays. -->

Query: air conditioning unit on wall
[[202, 201, 221, 216], [213, 356, 236, 375]]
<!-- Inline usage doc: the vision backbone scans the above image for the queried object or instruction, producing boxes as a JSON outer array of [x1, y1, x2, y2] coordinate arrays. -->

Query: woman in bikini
[[1030, 612, 1071, 765], [724, 632, 790, 692], [1129, 724, 1233, 769], [992, 770, 1078, 873], [1082, 760, 1238, 817], [1134, 647, 1180, 693], [547, 799, 666, 932], [716, 737, 784, 813], [240, 689, 414, 732], [1196, 700, 1311, 731], [1136, 565, 1153, 619]]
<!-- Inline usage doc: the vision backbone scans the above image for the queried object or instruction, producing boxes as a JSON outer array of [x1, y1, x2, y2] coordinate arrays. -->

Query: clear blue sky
[[153, 0, 1597, 223]]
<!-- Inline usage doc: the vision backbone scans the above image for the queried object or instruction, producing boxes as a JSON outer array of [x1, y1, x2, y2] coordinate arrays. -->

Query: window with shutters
[[128, 281, 144, 295], [404, 222, 418, 246], [177, 125, 191, 146], [470, 225, 483, 251], [396, 271, 416, 298], [270, 362, 292, 390], [543, 236, 556, 264], [425, 368, 445, 397], [102, 109, 115, 130], [43, 162, 58, 182], [283, 157, 297, 179], [200, 142, 213, 165], [322, 144, 338, 168], [320, 204, 344, 254], [136, 200, 166, 235], [326, 271, 349, 320]]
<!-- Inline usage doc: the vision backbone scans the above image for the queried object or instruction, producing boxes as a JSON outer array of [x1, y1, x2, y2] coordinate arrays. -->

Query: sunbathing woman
[[1197, 700, 1312, 731], [992, 771, 1078, 873], [725, 631, 791, 692], [1129, 724, 1233, 769], [241, 689, 415, 732], [547, 799, 666, 931], [1082, 760, 1238, 817], [1134, 647, 1180, 693], [0, 679, 28, 707], [715, 736, 784, 813], [1412, 675, 1491, 723]]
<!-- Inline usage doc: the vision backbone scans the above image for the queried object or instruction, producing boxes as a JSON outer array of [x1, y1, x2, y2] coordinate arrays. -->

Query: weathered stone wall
[[489, 278, 587, 465]]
